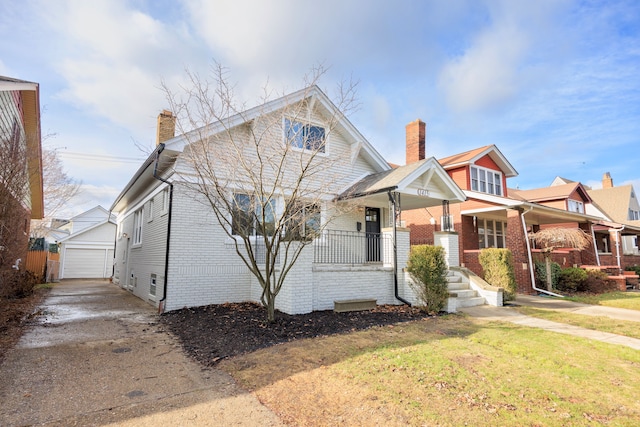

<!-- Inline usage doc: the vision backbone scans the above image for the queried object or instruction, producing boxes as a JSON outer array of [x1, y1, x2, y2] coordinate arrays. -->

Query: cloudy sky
[[1, 0, 639, 217]]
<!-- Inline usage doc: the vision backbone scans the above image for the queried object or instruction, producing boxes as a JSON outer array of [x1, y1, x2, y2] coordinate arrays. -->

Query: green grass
[[515, 306, 640, 339], [565, 291, 640, 310], [224, 316, 640, 427]]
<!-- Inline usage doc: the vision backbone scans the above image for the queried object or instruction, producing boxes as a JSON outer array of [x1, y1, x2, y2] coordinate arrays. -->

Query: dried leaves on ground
[[0, 288, 48, 364], [160, 302, 429, 366]]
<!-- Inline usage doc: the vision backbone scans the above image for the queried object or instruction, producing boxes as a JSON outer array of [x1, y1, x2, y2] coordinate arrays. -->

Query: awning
[[336, 157, 467, 210]]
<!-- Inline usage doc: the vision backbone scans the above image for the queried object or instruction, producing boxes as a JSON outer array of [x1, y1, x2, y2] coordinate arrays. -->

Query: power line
[[59, 151, 147, 164]]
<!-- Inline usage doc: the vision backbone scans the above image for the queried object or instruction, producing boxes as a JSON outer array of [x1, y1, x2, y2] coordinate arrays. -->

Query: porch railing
[[314, 230, 391, 265]]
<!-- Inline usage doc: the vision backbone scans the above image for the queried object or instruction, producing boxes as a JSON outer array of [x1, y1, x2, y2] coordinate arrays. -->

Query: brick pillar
[[405, 119, 425, 164], [506, 209, 533, 294]]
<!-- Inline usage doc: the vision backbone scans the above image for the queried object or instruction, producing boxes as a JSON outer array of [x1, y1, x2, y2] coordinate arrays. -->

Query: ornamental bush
[[556, 267, 588, 293], [583, 269, 616, 293], [478, 248, 517, 301], [407, 245, 449, 314], [534, 260, 561, 289]]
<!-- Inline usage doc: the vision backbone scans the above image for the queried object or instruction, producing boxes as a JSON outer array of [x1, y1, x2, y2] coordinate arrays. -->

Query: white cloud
[[59, 184, 122, 218]]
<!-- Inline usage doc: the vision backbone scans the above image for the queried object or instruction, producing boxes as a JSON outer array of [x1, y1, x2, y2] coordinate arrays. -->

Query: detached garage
[[59, 211, 116, 279]]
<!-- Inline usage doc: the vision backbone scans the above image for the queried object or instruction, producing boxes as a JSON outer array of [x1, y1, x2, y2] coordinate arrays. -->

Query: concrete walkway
[[0, 280, 283, 427], [459, 294, 640, 350]]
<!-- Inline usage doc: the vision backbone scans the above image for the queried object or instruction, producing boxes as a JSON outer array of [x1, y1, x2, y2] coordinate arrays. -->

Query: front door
[[365, 207, 381, 262]]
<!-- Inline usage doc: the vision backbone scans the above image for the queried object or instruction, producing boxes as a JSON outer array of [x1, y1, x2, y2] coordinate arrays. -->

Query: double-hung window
[[470, 166, 503, 196], [629, 209, 640, 221], [133, 208, 143, 245], [477, 218, 506, 249], [568, 199, 585, 213], [284, 118, 326, 153], [284, 201, 321, 240], [231, 193, 276, 236]]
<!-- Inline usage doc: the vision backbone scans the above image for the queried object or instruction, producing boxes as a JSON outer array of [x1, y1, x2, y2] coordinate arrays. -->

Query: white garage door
[[63, 248, 109, 279]]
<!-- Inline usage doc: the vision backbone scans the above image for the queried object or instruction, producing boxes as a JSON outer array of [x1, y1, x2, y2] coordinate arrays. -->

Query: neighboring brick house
[[0, 76, 44, 274], [110, 87, 466, 314], [401, 120, 603, 294]]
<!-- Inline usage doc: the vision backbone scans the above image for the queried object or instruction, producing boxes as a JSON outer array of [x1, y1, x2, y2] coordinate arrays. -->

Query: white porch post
[[434, 231, 460, 267]]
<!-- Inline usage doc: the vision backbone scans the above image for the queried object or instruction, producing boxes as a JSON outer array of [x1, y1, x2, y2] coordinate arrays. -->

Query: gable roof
[[588, 184, 640, 225], [164, 85, 390, 174], [437, 144, 518, 178], [509, 182, 593, 204], [550, 176, 576, 186], [336, 157, 467, 210]]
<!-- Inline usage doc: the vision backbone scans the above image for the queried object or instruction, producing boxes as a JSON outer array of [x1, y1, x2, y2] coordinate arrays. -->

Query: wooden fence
[[25, 250, 60, 282]]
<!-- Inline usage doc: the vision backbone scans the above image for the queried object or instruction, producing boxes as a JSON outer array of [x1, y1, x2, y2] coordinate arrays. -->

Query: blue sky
[[1, 0, 639, 217]]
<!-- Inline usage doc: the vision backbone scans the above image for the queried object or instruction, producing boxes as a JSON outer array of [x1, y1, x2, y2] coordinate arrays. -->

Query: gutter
[[152, 143, 174, 314], [387, 190, 411, 306], [612, 225, 625, 271], [520, 207, 564, 298]]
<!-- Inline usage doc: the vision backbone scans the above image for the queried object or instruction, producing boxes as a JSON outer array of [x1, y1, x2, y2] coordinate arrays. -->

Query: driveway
[[0, 280, 283, 427]]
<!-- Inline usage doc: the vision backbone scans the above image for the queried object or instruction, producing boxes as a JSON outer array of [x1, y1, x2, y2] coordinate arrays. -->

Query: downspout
[[388, 191, 411, 306], [590, 223, 601, 266], [520, 207, 564, 298], [612, 225, 625, 271], [153, 143, 174, 313]]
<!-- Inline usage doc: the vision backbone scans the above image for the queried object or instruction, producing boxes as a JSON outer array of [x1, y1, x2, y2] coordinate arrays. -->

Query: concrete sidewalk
[[459, 295, 640, 351], [0, 280, 283, 427]]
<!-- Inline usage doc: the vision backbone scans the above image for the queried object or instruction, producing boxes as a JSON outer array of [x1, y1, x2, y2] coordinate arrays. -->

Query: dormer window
[[284, 118, 325, 153], [470, 166, 503, 196], [568, 199, 585, 213]]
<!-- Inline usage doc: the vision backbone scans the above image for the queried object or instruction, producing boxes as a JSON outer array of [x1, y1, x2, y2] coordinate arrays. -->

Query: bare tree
[[29, 146, 81, 238], [530, 227, 591, 291], [0, 121, 32, 272], [162, 64, 360, 321]]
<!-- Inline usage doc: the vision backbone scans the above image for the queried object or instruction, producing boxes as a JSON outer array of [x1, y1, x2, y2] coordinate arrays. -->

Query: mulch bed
[[160, 302, 429, 366]]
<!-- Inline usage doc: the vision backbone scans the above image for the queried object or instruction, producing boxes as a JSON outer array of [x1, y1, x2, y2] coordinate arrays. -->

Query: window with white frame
[[161, 188, 169, 214], [629, 209, 640, 221], [284, 118, 326, 153], [568, 199, 585, 213], [231, 193, 276, 236], [133, 208, 143, 245], [477, 218, 506, 249], [284, 201, 321, 240], [147, 199, 154, 222], [470, 166, 503, 196], [150, 273, 157, 297]]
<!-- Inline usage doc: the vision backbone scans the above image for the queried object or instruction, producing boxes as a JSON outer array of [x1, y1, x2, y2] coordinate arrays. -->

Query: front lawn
[[566, 291, 640, 310], [220, 315, 640, 426]]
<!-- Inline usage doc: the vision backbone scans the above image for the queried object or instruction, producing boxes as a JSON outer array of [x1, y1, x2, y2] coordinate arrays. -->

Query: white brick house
[[110, 86, 466, 314]]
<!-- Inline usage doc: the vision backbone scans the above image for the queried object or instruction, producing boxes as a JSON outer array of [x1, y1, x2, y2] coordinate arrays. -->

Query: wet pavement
[[0, 280, 283, 427]]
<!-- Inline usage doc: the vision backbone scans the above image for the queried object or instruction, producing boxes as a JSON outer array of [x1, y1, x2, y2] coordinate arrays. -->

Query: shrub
[[407, 245, 449, 314], [556, 267, 588, 293], [534, 260, 561, 289], [625, 265, 640, 276], [583, 269, 617, 293], [0, 269, 40, 299], [478, 248, 517, 301]]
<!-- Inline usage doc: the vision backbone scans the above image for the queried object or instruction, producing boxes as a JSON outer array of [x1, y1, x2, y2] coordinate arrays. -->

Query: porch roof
[[592, 220, 640, 236], [335, 157, 467, 210], [461, 199, 603, 225]]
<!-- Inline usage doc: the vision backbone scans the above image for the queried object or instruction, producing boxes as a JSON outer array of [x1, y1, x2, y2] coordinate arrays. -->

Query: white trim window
[[629, 209, 640, 221], [231, 193, 276, 236], [150, 273, 157, 297], [470, 166, 503, 196], [133, 208, 143, 245], [568, 199, 585, 213], [161, 188, 169, 215], [147, 199, 154, 222], [284, 201, 321, 240], [478, 218, 506, 249], [284, 118, 326, 153]]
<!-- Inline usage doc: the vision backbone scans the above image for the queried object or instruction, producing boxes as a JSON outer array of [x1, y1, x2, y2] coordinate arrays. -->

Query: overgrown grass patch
[[515, 306, 640, 339], [221, 315, 640, 426], [566, 291, 640, 310]]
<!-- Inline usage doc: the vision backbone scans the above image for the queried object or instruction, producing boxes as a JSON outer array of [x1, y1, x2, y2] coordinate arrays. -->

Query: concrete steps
[[446, 270, 486, 311]]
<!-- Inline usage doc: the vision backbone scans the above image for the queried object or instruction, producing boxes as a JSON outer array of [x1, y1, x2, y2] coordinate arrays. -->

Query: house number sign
[[417, 189, 430, 197]]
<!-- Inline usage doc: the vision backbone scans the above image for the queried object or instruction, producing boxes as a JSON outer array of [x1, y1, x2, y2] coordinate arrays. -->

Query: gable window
[[470, 166, 503, 196], [284, 202, 321, 240], [133, 208, 143, 245], [477, 219, 506, 249], [629, 209, 639, 221], [231, 193, 276, 236], [284, 118, 325, 153], [568, 199, 585, 213]]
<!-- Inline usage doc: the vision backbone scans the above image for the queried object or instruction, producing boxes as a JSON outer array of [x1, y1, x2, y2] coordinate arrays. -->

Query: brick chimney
[[602, 172, 614, 188], [156, 110, 176, 146], [406, 119, 426, 164]]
